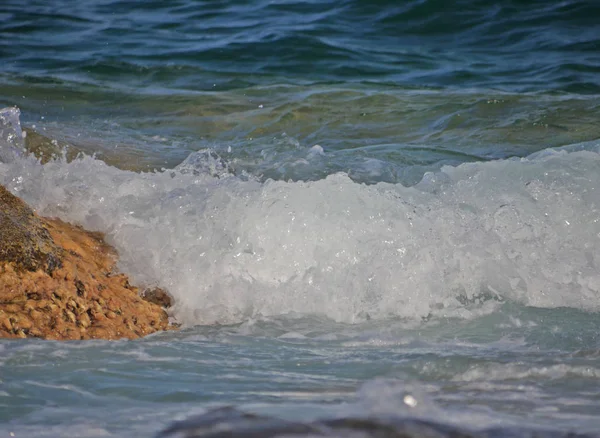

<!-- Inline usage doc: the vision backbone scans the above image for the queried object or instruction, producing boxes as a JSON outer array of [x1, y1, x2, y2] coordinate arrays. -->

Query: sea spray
[[0, 107, 25, 163], [1, 108, 600, 326]]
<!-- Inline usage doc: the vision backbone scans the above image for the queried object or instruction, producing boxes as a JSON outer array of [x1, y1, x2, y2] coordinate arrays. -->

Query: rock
[[0, 184, 63, 274], [158, 407, 589, 438], [141, 287, 173, 308], [0, 184, 175, 340]]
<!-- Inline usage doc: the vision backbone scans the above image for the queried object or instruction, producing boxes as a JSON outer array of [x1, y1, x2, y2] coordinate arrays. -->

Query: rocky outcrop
[[0, 184, 174, 340]]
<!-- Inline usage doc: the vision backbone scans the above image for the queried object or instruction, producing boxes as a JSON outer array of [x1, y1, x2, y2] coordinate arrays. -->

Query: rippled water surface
[[1, 0, 600, 436]]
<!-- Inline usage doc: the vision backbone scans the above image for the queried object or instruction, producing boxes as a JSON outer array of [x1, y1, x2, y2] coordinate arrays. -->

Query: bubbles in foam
[[1, 108, 599, 326]]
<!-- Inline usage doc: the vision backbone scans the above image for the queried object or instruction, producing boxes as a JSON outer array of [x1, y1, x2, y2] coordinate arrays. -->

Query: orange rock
[[1, 317, 12, 332], [0, 185, 176, 340], [78, 312, 91, 328], [16, 317, 32, 331]]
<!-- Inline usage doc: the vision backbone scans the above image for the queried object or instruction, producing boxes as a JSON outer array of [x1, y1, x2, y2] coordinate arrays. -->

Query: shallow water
[[2, 311, 600, 437], [1, 0, 600, 436]]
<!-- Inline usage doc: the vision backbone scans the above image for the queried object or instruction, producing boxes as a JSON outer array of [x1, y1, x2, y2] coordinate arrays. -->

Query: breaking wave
[[2, 107, 599, 326]]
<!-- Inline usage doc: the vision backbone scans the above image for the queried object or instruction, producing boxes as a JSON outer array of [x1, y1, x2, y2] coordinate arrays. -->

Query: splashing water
[[0, 107, 25, 163], [1, 107, 599, 327]]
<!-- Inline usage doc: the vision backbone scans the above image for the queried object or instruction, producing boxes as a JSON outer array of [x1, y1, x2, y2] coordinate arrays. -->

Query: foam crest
[[1, 110, 599, 326]]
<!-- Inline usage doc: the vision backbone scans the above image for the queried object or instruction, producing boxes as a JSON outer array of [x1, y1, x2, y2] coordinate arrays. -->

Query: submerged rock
[[157, 407, 598, 438], [0, 184, 174, 340]]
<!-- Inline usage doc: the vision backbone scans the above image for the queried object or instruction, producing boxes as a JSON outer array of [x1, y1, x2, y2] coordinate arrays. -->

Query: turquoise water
[[1, 1, 600, 436]]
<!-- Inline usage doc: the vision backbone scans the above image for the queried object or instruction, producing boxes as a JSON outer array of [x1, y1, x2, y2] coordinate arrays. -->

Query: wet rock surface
[[157, 407, 598, 438], [141, 287, 173, 308], [0, 184, 63, 274], [0, 184, 173, 340]]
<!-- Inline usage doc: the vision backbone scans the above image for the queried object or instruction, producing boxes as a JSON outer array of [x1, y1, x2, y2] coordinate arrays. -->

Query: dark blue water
[[1, 0, 600, 182], [2, 0, 600, 92], [2, 1, 600, 437]]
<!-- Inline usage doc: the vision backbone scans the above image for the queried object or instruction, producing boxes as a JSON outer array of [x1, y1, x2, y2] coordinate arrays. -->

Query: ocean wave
[[2, 107, 599, 326]]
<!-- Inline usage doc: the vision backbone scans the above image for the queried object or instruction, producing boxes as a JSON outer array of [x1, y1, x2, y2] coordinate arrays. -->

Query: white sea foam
[[1, 108, 599, 326]]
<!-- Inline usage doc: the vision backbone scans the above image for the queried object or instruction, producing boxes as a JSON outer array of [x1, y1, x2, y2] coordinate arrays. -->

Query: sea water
[[1, 1, 600, 436]]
